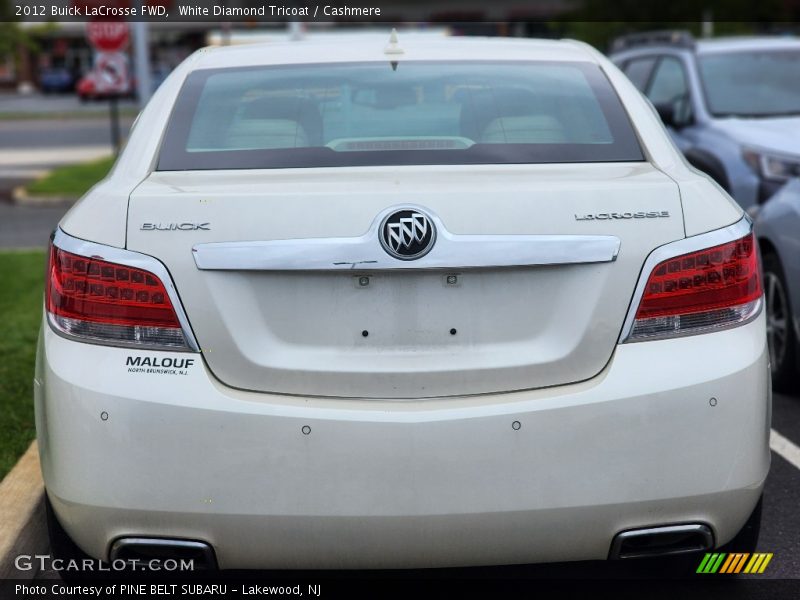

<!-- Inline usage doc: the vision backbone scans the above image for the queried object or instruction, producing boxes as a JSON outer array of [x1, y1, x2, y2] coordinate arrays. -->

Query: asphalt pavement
[[0, 94, 134, 247], [0, 202, 67, 249], [757, 391, 800, 578], [0, 92, 134, 186], [0, 92, 137, 116]]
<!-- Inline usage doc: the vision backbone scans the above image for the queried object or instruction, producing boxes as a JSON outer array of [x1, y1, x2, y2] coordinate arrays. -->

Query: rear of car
[[35, 37, 769, 570]]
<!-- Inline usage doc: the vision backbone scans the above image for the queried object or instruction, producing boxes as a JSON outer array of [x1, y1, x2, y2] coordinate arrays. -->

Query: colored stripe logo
[[696, 553, 773, 574]]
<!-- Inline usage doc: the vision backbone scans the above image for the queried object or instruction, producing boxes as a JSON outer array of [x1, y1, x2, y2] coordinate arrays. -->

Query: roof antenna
[[385, 28, 404, 71]]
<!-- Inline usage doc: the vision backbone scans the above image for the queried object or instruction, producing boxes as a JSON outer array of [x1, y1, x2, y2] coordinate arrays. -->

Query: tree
[[0, 0, 27, 60], [553, 0, 790, 51]]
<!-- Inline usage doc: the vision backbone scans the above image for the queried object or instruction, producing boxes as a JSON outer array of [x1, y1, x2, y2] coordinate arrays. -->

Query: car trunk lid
[[126, 162, 683, 398]]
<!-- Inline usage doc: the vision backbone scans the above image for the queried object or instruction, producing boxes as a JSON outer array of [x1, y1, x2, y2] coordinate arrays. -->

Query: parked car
[[38, 67, 75, 94], [38, 35, 769, 574], [755, 179, 800, 389], [75, 73, 99, 101], [611, 32, 800, 211]]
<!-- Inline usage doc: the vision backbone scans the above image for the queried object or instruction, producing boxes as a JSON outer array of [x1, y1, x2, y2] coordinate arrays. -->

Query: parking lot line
[[770, 428, 800, 471]]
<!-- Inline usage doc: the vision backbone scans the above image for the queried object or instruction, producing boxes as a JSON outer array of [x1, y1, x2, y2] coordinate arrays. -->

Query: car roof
[[696, 36, 800, 55], [189, 36, 599, 70]]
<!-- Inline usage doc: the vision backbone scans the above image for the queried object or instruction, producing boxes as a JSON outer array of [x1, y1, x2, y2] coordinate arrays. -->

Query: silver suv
[[611, 31, 800, 211]]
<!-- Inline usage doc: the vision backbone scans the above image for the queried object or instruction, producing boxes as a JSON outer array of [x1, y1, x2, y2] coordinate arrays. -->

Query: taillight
[[46, 242, 192, 349], [626, 232, 763, 341]]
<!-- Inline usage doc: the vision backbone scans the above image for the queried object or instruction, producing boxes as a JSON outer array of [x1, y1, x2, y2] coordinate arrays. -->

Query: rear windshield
[[158, 60, 643, 170]]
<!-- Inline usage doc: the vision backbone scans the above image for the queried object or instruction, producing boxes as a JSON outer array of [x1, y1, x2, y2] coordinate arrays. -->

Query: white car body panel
[[40, 36, 768, 569]]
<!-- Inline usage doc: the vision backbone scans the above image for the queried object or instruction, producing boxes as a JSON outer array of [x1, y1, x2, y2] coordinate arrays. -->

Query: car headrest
[[239, 96, 322, 145]]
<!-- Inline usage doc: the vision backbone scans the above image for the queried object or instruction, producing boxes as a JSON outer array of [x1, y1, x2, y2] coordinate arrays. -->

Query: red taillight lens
[[46, 244, 189, 348], [629, 233, 763, 340]]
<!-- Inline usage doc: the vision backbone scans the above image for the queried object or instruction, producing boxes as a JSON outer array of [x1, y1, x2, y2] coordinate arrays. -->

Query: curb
[[0, 441, 48, 580], [12, 185, 78, 207]]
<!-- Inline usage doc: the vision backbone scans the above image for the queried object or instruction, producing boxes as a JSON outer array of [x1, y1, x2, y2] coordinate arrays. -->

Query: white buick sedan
[[36, 35, 769, 572]]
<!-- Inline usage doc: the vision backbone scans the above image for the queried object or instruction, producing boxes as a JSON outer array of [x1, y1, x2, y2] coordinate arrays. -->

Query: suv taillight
[[626, 232, 763, 341], [46, 243, 191, 349]]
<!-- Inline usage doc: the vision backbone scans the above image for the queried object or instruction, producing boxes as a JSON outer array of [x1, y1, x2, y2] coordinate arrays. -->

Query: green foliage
[[0, 0, 51, 62], [0, 0, 24, 59], [553, 0, 790, 51], [0, 250, 45, 480], [27, 156, 116, 198]]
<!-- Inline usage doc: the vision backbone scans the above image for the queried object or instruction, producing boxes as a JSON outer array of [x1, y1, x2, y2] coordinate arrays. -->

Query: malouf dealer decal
[[126, 356, 195, 375]]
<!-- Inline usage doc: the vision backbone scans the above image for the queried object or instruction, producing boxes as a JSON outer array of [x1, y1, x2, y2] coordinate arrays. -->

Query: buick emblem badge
[[379, 209, 436, 260]]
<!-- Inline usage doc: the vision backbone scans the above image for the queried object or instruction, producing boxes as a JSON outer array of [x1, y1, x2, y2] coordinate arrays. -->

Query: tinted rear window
[[158, 61, 643, 170]]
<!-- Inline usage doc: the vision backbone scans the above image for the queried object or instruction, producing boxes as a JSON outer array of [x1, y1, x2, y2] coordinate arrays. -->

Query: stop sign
[[86, 20, 130, 52]]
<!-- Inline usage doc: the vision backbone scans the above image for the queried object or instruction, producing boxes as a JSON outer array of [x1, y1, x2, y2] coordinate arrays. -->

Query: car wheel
[[763, 252, 798, 391]]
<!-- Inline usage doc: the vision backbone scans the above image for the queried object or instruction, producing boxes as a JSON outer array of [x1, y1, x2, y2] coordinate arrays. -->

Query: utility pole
[[132, 21, 152, 107], [702, 10, 714, 39], [289, 22, 304, 40]]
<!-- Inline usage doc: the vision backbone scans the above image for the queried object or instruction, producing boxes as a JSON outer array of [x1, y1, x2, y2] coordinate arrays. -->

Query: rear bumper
[[35, 312, 771, 569]]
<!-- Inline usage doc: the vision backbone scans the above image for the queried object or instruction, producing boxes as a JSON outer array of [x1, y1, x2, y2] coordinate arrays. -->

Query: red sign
[[86, 21, 130, 52]]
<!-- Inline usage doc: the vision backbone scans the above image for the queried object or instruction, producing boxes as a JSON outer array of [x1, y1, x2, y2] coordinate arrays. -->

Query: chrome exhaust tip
[[109, 537, 217, 570], [609, 523, 714, 560]]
